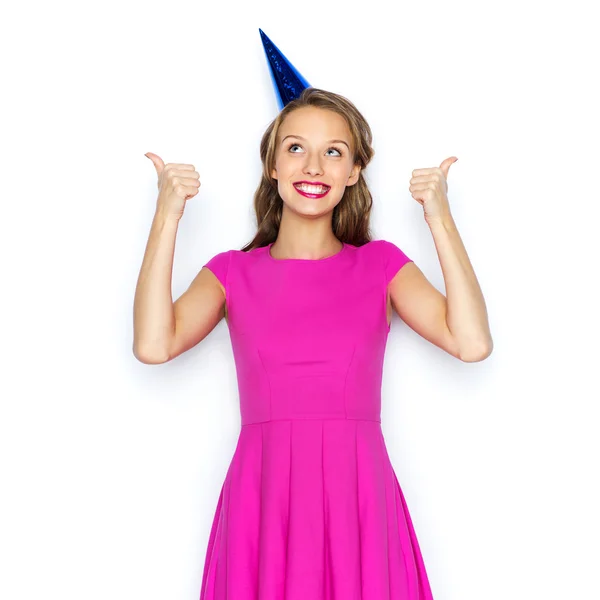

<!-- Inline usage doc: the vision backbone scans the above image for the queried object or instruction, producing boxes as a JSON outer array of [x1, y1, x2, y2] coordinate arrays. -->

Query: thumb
[[145, 152, 165, 177], [439, 156, 458, 179]]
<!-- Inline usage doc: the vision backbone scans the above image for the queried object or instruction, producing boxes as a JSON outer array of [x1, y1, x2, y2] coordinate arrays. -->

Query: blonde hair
[[240, 87, 376, 252]]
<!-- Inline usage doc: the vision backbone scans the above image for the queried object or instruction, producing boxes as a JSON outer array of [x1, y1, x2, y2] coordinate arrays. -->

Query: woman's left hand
[[409, 156, 458, 224]]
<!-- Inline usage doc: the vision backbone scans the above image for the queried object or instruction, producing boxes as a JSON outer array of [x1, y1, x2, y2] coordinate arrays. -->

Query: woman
[[134, 87, 492, 599]]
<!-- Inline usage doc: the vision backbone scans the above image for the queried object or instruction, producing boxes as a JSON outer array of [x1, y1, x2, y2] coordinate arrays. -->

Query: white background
[[1, 0, 599, 598]]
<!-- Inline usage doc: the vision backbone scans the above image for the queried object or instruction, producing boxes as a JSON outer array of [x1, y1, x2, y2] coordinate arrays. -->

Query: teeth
[[295, 184, 329, 194]]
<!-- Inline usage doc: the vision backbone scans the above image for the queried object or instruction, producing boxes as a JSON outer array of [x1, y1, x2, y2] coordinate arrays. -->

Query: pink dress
[[200, 239, 435, 600]]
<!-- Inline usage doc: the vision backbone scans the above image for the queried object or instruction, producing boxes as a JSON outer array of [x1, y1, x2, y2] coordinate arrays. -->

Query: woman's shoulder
[[371, 238, 414, 282], [349, 238, 407, 258], [202, 245, 266, 271], [348, 238, 413, 280]]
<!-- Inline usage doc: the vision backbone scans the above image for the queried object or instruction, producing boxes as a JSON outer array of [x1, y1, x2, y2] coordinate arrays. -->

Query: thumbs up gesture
[[145, 152, 201, 221], [409, 156, 458, 224]]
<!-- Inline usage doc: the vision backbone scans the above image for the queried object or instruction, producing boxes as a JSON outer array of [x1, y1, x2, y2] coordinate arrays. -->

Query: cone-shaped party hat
[[259, 28, 311, 110]]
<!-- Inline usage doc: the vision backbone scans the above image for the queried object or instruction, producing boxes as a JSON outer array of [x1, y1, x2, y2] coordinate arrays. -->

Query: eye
[[286, 143, 343, 157]]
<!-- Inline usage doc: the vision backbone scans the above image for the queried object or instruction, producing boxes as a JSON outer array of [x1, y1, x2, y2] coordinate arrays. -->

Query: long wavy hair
[[240, 88, 376, 252]]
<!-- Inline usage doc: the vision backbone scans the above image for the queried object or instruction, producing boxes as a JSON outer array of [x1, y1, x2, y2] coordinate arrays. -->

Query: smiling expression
[[271, 106, 361, 217]]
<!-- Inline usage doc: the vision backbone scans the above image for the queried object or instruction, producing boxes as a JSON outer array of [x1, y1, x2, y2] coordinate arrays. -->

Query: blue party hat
[[259, 29, 311, 110]]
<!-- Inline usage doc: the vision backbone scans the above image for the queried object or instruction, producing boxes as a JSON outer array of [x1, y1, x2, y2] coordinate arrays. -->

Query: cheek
[[334, 164, 352, 182]]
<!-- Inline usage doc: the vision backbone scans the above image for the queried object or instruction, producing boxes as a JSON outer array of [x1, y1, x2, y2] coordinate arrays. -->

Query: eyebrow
[[281, 134, 350, 150]]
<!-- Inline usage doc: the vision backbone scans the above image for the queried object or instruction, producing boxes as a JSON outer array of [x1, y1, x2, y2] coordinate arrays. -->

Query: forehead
[[278, 106, 352, 141]]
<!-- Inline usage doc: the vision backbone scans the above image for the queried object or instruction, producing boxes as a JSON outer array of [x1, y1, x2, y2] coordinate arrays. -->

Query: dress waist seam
[[241, 416, 382, 427]]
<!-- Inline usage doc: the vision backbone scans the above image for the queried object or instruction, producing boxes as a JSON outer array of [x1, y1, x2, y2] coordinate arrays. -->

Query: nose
[[302, 151, 324, 176]]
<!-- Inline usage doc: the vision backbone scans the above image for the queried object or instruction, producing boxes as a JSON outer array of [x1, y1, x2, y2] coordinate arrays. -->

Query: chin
[[286, 200, 339, 217], [281, 191, 342, 213]]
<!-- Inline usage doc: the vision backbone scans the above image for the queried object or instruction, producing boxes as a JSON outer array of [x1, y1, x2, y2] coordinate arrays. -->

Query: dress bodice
[[203, 240, 412, 426]]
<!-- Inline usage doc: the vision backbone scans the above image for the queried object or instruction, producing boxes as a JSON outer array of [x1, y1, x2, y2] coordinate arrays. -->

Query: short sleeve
[[202, 250, 232, 291], [380, 239, 413, 285]]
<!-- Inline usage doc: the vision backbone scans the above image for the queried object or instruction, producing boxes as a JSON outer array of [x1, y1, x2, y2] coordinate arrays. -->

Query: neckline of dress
[[267, 242, 347, 263]]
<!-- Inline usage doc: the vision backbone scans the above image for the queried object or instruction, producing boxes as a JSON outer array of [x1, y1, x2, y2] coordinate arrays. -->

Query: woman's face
[[271, 106, 361, 217]]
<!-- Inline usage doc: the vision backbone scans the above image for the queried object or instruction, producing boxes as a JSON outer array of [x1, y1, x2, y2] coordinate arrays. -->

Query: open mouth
[[293, 183, 331, 198]]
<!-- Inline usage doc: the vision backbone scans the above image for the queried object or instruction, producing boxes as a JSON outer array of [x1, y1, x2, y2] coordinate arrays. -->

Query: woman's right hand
[[145, 152, 201, 220]]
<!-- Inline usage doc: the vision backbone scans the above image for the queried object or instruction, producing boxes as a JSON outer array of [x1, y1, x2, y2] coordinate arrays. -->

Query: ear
[[347, 164, 361, 186], [271, 167, 278, 180]]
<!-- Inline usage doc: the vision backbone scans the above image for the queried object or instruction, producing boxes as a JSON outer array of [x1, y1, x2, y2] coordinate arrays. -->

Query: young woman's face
[[271, 106, 361, 217]]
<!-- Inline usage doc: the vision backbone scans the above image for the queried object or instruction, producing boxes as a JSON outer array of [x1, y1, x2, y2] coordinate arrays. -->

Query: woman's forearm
[[133, 209, 180, 363], [428, 215, 493, 361]]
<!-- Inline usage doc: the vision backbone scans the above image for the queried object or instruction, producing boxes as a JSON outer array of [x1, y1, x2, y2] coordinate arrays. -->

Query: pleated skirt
[[199, 418, 434, 600]]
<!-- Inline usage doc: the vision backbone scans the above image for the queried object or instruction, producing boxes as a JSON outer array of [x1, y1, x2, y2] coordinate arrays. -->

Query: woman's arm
[[132, 209, 180, 363], [390, 157, 493, 363], [427, 215, 493, 360], [388, 214, 492, 363]]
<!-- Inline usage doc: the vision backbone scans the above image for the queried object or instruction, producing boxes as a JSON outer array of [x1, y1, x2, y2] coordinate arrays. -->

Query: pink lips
[[293, 181, 331, 199]]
